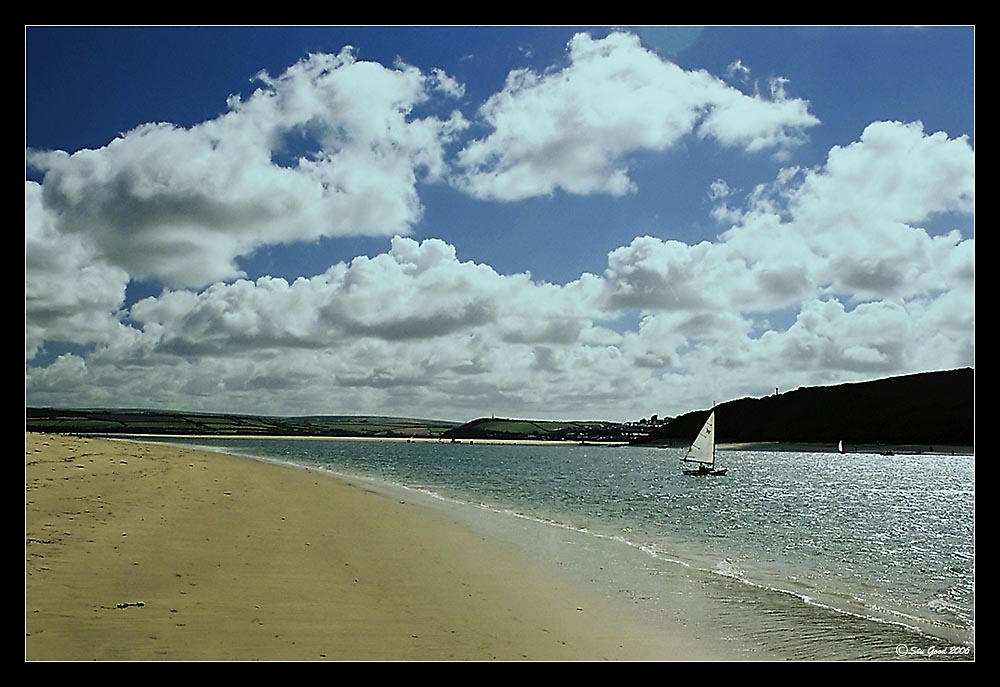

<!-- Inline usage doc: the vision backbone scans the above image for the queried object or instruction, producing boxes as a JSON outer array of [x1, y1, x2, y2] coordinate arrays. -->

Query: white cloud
[[786, 121, 975, 301], [27, 49, 467, 288], [771, 298, 912, 372], [697, 83, 815, 154], [592, 120, 974, 409], [25, 233, 651, 419], [25, 181, 130, 360], [603, 236, 744, 311], [453, 31, 819, 200], [126, 236, 605, 354], [790, 120, 975, 227], [430, 68, 465, 99], [24, 29, 974, 430], [26, 149, 973, 419], [769, 76, 790, 101], [726, 59, 751, 83]]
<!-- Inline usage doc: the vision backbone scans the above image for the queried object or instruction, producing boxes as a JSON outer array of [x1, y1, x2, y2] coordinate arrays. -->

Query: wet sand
[[25, 433, 745, 661]]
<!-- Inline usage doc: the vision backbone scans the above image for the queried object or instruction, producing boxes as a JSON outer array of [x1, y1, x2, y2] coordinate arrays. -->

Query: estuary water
[[145, 437, 974, 658]]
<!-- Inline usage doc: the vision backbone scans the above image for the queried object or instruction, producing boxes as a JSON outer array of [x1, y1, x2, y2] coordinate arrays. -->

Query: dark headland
[[634, 368, 974, 452]]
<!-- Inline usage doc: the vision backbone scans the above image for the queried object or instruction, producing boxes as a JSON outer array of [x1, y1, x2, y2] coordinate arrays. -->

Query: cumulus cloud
[[124, 236, 603, 358], [769, 299, 912, 373], [595, 120, 974, 409], [25, 181, 130, 360], [27, 120, 974, 419], [784, 121, 975, 300], [604, 237, 741, 311], [453, 31, 819, 200], [24, 30, 973, 423], [27, 49, 467, 288], [790, 120, 974, 226], [26, 236, 623, 419]]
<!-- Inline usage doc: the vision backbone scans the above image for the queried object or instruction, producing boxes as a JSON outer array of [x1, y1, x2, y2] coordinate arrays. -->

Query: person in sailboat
[[681, 411, 727, 476]]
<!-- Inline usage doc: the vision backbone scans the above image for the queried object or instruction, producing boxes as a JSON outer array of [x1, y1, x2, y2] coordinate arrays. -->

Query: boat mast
[[710, 411, 716, 466]]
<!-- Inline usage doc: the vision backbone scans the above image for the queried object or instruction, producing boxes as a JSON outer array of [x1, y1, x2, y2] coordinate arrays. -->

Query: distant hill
[[636, 368, 974, 448], [26, 368, 974, 447], [25, 408, 458, 439], [443, 418, 627, 443]]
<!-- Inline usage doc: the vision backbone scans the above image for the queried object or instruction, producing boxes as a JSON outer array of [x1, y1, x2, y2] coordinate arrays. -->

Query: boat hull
[[682, 466, 727, 476]]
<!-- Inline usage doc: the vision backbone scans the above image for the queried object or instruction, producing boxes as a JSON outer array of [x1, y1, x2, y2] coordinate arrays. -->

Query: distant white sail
[[683, 412, 716, 466]]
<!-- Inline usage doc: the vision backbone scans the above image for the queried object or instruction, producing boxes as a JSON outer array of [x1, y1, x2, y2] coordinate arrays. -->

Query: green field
[[443, 417, 627, 442], [26, 408, 458, 439], [26, 408, 632, 443]]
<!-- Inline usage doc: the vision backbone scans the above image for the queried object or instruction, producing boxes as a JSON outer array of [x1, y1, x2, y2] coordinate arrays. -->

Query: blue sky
[[25, 26, 975, 421]]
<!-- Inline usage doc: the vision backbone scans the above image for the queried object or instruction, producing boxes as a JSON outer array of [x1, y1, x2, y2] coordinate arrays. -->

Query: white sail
[[683, 411, 716, 466]]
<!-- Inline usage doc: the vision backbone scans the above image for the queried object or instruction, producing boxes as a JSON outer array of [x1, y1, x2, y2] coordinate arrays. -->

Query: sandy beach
[[25, 432, 751, 661]]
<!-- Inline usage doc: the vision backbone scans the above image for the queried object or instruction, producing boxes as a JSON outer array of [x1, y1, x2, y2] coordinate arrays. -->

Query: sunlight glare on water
[[156, 437, 974, 646]]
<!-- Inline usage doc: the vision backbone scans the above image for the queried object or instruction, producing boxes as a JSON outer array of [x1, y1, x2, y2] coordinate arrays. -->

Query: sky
[[25, 26, 975, 422]]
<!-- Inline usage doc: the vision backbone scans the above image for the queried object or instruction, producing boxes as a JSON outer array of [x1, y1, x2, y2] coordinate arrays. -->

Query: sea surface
[[144, 437, 974, 659]]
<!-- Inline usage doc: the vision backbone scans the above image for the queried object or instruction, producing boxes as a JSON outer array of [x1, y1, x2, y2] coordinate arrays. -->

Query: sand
[[25, 433, 747, 662]]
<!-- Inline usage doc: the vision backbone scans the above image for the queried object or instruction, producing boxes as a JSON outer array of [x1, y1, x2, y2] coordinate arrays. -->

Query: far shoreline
[[80, 433, 630, 447], [59, 432, 974, 455], [718, 441, 974, 456]]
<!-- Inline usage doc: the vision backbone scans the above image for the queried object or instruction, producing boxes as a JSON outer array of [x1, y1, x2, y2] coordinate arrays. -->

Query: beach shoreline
[[25, 432, 751, 661], [26, 432, 972, 661]]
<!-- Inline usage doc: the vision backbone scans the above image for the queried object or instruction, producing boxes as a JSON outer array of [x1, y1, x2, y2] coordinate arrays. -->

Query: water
[[144, 437, 975, 657]]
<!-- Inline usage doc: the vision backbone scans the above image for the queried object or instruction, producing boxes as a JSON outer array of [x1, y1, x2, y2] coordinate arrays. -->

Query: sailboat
[[681, 411, 727, 476]]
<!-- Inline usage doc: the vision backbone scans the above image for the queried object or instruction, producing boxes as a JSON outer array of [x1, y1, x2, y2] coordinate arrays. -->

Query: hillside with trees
[[636, 368, 974, 449]]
